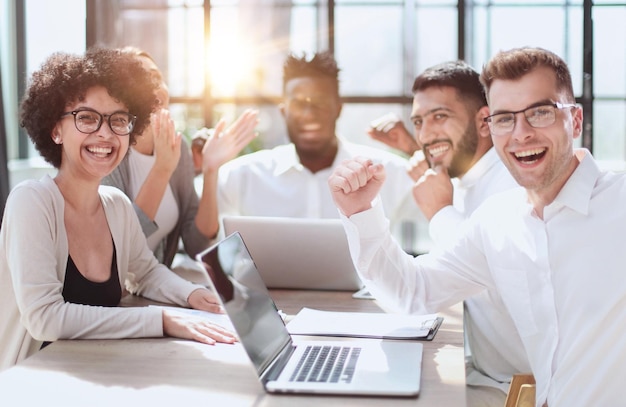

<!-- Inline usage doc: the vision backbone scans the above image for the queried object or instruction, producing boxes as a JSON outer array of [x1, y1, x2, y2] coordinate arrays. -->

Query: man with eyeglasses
[[484, 102, 577, 137], [368, 60, 531, 406], [328, 46, 626, 406], [216, 51, 422, 247]]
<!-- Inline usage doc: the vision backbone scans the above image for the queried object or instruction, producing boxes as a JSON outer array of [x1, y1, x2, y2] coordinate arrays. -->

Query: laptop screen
[[197, 232, 292, 375], [222, 215, 363, 291]]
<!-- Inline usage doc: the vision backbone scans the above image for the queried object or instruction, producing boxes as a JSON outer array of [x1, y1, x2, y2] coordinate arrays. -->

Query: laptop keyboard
[[289, 345, 362, 383]]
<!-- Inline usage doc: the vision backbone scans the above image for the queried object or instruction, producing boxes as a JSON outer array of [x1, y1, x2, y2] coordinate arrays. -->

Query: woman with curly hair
[[0, 47, 236, 371], [103, 47, 258, 270]]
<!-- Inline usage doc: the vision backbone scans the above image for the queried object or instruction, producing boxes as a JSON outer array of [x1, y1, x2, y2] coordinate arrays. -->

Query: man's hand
[[412, 165, 453, 220], [367, 118, 419, 156], [328, 157, 386, 217], [406, 150, 430, 182]]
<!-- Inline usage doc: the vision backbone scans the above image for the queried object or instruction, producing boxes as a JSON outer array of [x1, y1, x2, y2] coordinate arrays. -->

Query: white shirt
[[341, 149, 626, 407], [430, 148, 531, 392], [217, 137, 427, 249]]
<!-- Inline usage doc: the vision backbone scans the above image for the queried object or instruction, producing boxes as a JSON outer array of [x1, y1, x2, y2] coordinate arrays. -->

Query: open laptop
[[196, 232, 423, 396], [222, 216, 363, 291]]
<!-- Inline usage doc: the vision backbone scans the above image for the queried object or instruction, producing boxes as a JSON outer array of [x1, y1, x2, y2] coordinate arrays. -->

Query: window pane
[[168, 5, 204, 97], [470, 5, 582, 95], [24, 0, 85, 161], [337, 103, 412, 149], [210, 0, 238, 5], [593, 6, 626, 97], [169, 102, 205, 141], [566, 7, 583, 97], [415, 6, 457, 73], [210, 4, 293, 97], [336, 0, 402, 4], [289, 6, 320, 57], [417, 0, 455, 4], [336, 6, 404, 96], [167, 0, 203, 5], [593, 100, 626, 164], [475, 0, 581, 4], [118, 8, 170, 88], [209, 6, 245, 97]]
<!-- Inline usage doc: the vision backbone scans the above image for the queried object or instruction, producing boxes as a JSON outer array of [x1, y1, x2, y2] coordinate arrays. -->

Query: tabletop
[[0, 289, 466, 407]]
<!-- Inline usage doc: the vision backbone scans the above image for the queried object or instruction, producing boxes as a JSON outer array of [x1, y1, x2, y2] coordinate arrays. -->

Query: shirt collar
[[332, 137, 350, 165], [457, 147, 500, 188], [273, 137, 345, 176], [273, 143, 304, 176], [549, 148, 600, 216]]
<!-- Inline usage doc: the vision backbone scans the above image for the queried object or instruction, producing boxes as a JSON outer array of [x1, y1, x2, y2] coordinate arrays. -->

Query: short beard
[[446, 125, 479, 178]]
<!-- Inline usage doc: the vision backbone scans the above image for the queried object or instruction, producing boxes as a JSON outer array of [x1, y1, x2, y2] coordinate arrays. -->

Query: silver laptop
[[196, 232, 423, 396], [222, 216, 363, 291]]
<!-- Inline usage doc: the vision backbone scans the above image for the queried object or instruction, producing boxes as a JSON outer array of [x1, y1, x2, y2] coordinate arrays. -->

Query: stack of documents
[[286, 308, 443, 341]]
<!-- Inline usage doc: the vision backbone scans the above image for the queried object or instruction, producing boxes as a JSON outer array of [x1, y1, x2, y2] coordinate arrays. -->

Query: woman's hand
[[187, 288, 224, 314], [201, 109, 259, 173], [162, 309, 238, 345], [151, 108, 181, 176]]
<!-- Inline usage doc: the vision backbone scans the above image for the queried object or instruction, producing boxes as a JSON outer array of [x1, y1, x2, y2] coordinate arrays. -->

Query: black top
[[62, 247, 122, 307]]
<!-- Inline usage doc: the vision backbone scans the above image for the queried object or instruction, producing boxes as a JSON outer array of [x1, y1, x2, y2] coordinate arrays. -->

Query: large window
[[4, 0, 626, 165]]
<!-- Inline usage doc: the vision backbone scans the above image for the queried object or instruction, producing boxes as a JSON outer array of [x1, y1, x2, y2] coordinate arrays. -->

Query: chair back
[[504, 373, 536, 407]]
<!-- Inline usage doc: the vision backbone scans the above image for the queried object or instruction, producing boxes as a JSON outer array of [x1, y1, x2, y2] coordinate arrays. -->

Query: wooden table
[[0, 290, 466, 407]]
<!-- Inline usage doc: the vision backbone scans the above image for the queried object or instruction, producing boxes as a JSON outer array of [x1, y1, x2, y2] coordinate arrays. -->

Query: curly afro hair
[[19, 47, 159, 168]]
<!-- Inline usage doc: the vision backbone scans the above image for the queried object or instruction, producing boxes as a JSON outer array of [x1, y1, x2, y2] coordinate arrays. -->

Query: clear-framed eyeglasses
[[60, 108, 136, 136], [483, 102, 576, 137]]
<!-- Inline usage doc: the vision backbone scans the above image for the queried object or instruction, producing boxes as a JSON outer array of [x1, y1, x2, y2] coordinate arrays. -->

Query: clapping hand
[[200, 109, 259, 174], [151, 108, 181, 177]]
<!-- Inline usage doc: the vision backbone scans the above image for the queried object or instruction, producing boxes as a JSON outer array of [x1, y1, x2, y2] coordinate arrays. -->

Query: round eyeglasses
[[60, 108, 136, 136], [483, 102, 576, 137]]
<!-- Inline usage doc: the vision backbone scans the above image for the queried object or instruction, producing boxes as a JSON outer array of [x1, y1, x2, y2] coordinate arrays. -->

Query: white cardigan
[[0, 175, 204, 370]]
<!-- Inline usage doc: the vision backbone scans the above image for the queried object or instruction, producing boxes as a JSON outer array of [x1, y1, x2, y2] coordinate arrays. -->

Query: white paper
[[286, 307, 438, 339]]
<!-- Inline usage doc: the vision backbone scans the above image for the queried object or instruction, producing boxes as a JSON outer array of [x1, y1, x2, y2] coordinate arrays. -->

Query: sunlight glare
[[207, 36, 257, 96]]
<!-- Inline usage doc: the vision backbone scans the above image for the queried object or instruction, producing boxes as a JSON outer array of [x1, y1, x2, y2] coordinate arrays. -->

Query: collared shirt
[[341, 149, 626, 406], [429, 148, 531, 392], [217, 137, 427, 248]]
